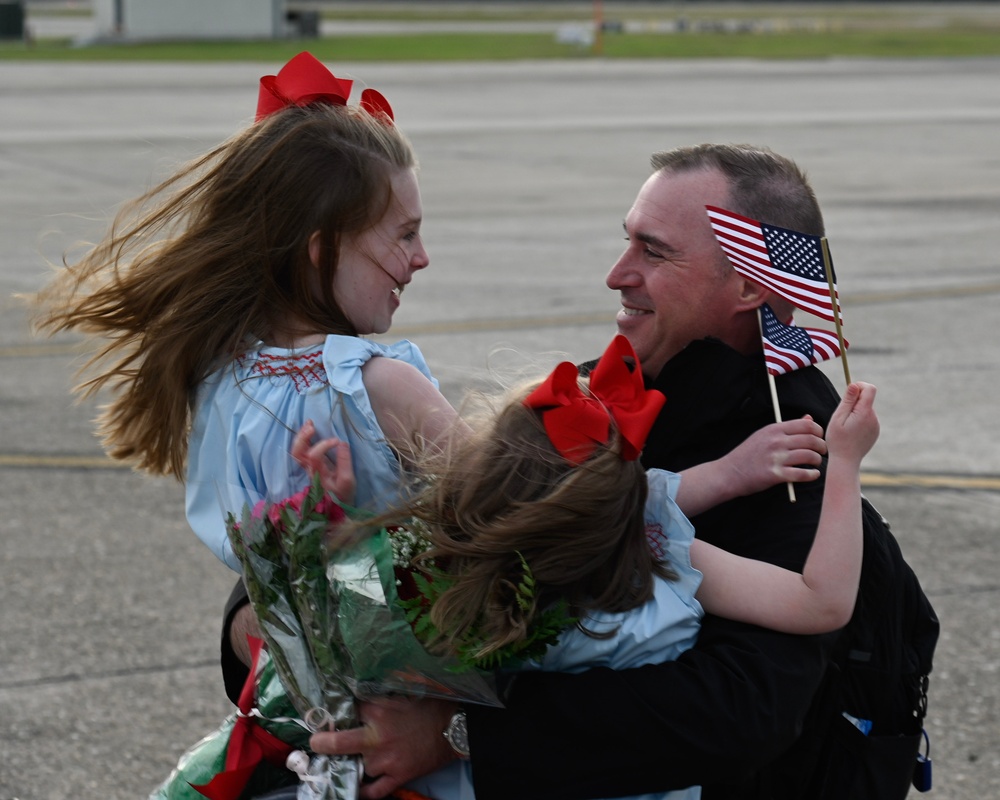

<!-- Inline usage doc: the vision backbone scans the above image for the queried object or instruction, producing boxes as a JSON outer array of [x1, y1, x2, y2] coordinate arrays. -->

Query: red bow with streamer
[[256, 51, 394, 123], [192, 636, 295, 800], [524, 335, 666, 464]]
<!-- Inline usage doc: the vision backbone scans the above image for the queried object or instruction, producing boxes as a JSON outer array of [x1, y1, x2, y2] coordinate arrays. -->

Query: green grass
[[3, 29, 1000, 62], [596, 28, 1000, 59], [0, 34, 575, 61]]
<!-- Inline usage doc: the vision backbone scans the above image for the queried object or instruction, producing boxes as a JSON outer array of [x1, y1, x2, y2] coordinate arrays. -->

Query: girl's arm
[[674, 416, 826, 518], [360, 355, 469, 460], [691, 382, 879, 634], [294, 357, 469, 498]]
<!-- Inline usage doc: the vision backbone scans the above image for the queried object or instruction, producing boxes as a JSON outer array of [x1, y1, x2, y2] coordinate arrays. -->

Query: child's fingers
[[309, 437, 343, 468], [854, 382, 877, 410], [838, 382, 877, 422], [331, 440, 353, 478], [330, 440, 356, 497], [841, 381, 870, 411], [291, 419, 316, 463]]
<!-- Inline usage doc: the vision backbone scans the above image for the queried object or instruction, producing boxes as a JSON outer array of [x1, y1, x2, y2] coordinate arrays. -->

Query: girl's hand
[[722, 416, 827, 496], [826, 382, 879, 465], [291, 419, 357, 505]]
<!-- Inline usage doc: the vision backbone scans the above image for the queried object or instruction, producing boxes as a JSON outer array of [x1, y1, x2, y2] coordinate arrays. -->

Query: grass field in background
[[6, 29, 1000, 61], [3, 2, 1000, 61]]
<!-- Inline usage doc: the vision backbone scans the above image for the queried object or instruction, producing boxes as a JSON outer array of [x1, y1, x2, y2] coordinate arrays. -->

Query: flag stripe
[[706, 205, 842, 325], [713, 237, 837, 316], [759, 303, 847, 377], [723, 259, 839, 321], [764, 346, 811, 375]]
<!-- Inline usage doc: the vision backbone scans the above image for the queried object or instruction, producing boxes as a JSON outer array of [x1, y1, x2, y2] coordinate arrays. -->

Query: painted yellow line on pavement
[[862, 472, 1000, 491], [0, 454, 129, 469], [0, 341, 89, 358]]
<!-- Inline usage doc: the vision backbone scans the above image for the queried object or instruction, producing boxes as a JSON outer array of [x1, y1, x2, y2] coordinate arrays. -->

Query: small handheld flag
[[760, 304, 847, 377], [706, 205, 842, 324]]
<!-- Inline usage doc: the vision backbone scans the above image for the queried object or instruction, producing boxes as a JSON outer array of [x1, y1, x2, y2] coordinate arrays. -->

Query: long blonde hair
[[32, 103, 415, 478], [383, 380, 674, 664]]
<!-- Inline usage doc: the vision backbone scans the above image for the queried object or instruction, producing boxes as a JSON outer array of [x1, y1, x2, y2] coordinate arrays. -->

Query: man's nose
[[606, 251, 637, 289]]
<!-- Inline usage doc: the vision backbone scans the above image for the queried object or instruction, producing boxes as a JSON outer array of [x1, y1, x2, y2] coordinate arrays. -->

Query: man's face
[[606, 167, 746, 378]]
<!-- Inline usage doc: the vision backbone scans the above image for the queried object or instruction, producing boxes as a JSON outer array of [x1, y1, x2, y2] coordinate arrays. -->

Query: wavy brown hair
[[378, 379, 674, 663], [31, 103, 415, 478]]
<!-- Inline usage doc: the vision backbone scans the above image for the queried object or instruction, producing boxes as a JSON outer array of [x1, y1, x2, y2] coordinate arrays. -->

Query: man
[[227, 144, 933, 799]]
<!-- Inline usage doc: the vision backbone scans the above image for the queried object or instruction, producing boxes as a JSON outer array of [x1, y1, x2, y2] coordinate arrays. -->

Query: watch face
[[447, 712, 470, 756]]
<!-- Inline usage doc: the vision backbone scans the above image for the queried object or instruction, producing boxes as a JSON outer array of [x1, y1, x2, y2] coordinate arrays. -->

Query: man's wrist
[[443, 709, 470, 759]]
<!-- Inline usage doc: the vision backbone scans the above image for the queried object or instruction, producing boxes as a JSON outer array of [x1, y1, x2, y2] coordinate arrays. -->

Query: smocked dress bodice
[[186, 336, 436, 571]]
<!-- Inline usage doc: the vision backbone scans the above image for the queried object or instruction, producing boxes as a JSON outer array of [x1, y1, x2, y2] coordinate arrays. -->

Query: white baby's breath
[[388, 518, 433, 569]]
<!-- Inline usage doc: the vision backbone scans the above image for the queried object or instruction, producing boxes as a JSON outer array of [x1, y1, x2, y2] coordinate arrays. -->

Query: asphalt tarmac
[[1, 55, 998, 800]]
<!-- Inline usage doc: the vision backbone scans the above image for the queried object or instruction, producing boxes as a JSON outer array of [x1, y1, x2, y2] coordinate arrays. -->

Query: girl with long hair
[[32, 52, 458, 572]]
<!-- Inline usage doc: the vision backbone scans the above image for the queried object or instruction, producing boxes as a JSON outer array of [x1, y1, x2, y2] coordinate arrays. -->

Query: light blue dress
[[406, 468, 705, 800], [185, 335, 436, 571]]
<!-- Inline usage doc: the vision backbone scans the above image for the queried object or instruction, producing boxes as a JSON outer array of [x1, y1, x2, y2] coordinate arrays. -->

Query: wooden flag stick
[[757, 307, 796, 503], [820, 237, 851, 385]]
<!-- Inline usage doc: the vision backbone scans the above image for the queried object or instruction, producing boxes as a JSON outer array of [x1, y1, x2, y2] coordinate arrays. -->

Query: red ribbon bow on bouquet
[[256, 51, 394, 122], [524, 335, 666, 464], [192, 637, 294, 800]]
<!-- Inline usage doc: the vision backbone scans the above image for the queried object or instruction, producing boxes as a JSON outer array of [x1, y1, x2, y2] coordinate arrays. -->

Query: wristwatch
[[443, 709, 470, 758]]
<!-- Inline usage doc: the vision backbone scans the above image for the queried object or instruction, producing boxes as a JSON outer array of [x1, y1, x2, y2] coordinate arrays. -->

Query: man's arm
[[221, 579, 256, 705], [470, 621, 833, 799]]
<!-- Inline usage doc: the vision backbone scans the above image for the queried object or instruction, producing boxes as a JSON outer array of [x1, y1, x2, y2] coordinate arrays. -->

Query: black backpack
[[781, 497, 940, 799]]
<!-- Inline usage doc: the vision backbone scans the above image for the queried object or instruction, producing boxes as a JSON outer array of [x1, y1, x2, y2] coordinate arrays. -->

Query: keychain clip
[[912, 728, 932, 793]]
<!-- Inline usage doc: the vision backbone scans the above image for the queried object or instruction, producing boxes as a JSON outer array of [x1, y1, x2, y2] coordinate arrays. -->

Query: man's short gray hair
[[651, 143, 824, 236]]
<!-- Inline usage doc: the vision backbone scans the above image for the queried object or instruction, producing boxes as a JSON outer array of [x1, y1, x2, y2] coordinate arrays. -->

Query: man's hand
[[229, 602, 262, 668], [676, 416, 826, 517], [310, 696, 458, 799], [723, 416, 827, 494]]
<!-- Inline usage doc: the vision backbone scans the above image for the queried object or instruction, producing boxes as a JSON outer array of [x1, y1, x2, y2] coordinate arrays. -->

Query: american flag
[[759, 303, 847, 377], [706, 205, 842, 324]]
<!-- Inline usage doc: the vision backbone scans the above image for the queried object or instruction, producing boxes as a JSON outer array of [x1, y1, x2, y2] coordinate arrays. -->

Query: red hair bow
[[524, 335, 666, 464], [255, 51, 394, 123]]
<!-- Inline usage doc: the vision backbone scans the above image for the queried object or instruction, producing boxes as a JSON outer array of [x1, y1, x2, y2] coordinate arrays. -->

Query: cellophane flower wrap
[[153, 474, 499, 800]]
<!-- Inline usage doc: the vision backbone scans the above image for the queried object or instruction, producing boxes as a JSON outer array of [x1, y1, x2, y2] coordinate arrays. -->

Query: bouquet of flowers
[[151, 476, 499, 800]]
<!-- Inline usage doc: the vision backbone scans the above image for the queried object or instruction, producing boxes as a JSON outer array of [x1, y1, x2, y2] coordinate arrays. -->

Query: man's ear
[[308, 230, 322, 270], [734, 276, 769, 312]]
